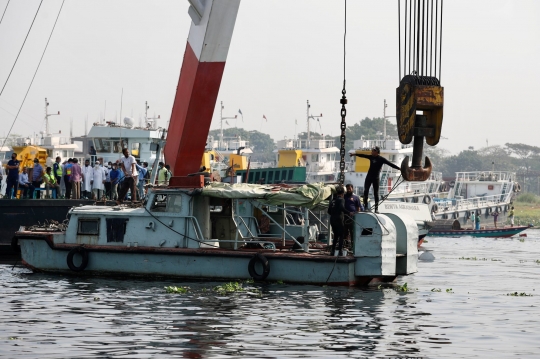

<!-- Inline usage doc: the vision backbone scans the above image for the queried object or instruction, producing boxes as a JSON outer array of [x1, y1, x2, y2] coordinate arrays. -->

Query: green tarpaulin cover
[[201, 182, 335, 209]]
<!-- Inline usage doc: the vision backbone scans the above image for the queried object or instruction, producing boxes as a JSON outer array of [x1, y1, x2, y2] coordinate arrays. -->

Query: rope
[[0, 0, 43, 99], [0, 0, 65, 150], [0, 0, 10, 26]]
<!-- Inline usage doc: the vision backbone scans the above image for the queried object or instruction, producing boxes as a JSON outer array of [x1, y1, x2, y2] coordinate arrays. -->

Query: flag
[[238, 109, 242, 115], [263, 115, 267, 121], [226, 120, 229, 125], [295, 119, 297, 125]]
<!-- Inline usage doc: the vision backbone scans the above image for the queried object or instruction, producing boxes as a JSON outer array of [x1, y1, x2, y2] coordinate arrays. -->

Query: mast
[[44, 98, 60, 136], [383, 99, 387, 139], [219, 101, 236, 150]]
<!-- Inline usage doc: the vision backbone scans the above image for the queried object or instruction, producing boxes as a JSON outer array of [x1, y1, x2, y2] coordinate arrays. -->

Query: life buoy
[[431, 203, 439, 213], [497, 206, 502, 213], [67, 247, 89, 272], [412, 196, 419, 203], [477, 209, 482, 215], [449, 180, 456, 188], [423, 195, 432, 205], [465, 211, 471, 219], [248, 253, 270, 281], [488, 207, 493, 214], [516, 183, 522, 192], [453, 211, 459, 219]]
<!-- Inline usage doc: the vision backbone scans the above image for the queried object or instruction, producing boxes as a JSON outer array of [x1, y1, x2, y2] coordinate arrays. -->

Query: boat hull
[[427, 226, 529, 238], [18, 235, 396, 286]]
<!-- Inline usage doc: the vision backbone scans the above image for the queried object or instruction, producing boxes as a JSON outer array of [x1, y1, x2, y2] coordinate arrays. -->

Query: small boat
[[426, 219, 531, 238]]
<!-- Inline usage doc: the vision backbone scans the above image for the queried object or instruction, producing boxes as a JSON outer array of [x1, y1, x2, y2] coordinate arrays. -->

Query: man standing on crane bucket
[[350, 146, 401, 213]]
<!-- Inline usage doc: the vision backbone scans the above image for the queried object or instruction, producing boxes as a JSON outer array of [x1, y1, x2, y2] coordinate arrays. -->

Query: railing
[[434, 193, 512, 213], [454, 171, 516, 182]]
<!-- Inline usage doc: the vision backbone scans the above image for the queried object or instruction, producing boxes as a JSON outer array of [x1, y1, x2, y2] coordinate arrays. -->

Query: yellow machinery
[[277, 149, 303, 168], [12, 145, 48, 170]]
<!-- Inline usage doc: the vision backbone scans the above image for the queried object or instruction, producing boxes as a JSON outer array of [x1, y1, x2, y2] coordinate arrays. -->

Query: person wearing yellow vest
[[43, 167, 60, 199], [53, 156, 63, 197]]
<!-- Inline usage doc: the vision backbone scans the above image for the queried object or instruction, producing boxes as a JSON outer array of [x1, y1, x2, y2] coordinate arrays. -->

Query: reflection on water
[[1, 229, 540, 358]]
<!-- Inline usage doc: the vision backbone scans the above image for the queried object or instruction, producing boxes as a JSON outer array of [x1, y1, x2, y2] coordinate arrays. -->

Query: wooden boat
[[427, 224, 530, 238]]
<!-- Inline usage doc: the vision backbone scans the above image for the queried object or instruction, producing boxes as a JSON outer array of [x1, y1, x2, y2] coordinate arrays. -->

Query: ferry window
[[311, 154, 319, 162], [131, 143, 140, 159], [151, 194, 182, 213], [106, 218, 128, 242], [78, 219, 100, 235]]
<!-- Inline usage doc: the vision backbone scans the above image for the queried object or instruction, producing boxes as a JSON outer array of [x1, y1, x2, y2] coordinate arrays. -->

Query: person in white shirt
[[81, 159, 93, 199], [91, 161, 107, 200], [18, 167, 34, 198], [117, 148, 138, 204]]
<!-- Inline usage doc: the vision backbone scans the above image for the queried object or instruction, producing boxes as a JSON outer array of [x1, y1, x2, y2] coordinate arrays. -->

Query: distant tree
[[505, 143, 540, 171], [333, 117, 398, 150], [208, 127, 275, 162]]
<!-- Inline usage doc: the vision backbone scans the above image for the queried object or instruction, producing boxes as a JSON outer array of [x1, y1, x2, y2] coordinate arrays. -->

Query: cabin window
[[151, 194, 182, 213], [106, 218, 128, 242], [131, 142, 140, 159], [78, 219, 100, 235], [311, 154, 319, 162], [361, 228, 373, 236]]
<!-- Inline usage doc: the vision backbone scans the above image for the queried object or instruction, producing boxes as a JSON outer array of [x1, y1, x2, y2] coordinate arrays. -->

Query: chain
[[339, 88, 347, 185]]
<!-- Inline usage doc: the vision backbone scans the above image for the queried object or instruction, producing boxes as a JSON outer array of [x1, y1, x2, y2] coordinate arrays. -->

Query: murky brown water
[[1, 229, 540, 358]]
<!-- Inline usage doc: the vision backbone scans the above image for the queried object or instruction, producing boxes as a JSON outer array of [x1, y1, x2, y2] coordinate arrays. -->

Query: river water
[[1, 230, 540, 358]]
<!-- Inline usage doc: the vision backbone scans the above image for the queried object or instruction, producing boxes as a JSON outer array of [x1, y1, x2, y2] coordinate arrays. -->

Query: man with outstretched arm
[[350, 146, 401, 213]]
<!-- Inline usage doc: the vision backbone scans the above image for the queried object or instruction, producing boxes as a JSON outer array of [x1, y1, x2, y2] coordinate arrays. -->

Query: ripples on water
[[1, 230, 540, 358]]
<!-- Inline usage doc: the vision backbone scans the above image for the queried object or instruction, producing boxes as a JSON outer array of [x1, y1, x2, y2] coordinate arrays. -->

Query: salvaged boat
[[15, 182, 418, 286]]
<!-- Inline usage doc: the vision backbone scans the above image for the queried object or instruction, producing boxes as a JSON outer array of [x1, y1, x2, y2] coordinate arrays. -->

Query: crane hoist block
[[396, 75, 444, 147]]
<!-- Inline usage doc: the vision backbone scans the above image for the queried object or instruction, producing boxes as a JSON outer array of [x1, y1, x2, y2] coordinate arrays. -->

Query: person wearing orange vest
[[43, 167, 60, 199]]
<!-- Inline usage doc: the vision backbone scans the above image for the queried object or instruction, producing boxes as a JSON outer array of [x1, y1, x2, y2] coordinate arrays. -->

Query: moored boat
[[427, 226, 530, 238]]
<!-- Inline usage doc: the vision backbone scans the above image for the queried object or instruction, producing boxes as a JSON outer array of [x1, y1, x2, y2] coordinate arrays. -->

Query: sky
[[0, 0, 539, 155]]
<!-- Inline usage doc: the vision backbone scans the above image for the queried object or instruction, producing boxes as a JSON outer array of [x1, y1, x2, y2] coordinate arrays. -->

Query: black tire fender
[[67, 247, 89, 272], [423, 195, 432, 205], [248, 253, 270, 281], [431, 203, 438, 213]]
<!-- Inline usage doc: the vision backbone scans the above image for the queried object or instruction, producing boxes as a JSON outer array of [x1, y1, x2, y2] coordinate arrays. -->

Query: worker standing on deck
[[327, 186, 354, 256], [117, 148, 138, 204], [70, 159, 82, 199], [81, 159, 93, 199], [491, 209, 500, 228], [53, 156, 63, 197], [475, 212, 481, 230], [31, 158, 44, 199], [91, 161, 106, 200], [344, 184, 363, 242], [63, 159, 73, 199], [5, 153, 20, 199], [508, 206, 515, 227], [350, 146, 401, 213]]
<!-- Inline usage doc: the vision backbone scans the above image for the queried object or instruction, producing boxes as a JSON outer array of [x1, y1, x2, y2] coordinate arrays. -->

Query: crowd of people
[[1, 148, 173, 201]]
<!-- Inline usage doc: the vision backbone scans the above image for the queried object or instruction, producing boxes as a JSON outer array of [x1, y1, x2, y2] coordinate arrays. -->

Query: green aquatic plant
[[446, 288, 454, 293], [535, 260, 540, 264], [276, 280, 284, 284], [396, 283, 409, 292], [214, 281, 244, 294], [519, 238, 525, 242], [431, 288, 442, 292], [164, 286, 189, 294], [507, 292, 533, 297]]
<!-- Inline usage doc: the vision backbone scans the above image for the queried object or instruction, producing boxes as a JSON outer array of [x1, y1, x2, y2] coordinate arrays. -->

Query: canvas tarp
[[200, 182, 335, 209]]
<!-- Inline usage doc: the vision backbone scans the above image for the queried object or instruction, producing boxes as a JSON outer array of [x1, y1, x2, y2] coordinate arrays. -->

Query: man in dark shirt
[[327, 186, 354, 256], [344, 184, 363, 241], [350, 146, 401, 213], [6, 153, 20, 199]]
